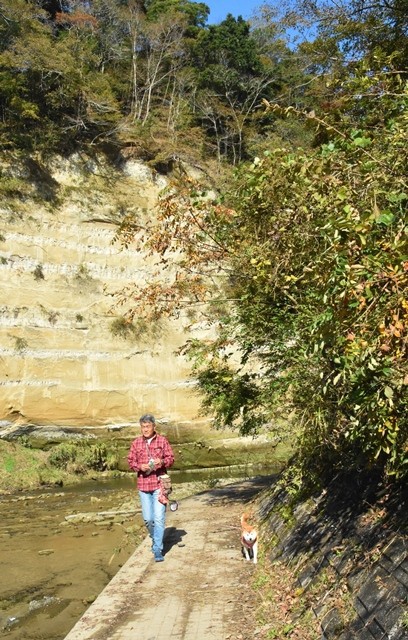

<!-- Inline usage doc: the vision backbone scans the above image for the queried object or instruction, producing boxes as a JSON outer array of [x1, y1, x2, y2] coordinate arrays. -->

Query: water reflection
[[171, 462, 278, 485]]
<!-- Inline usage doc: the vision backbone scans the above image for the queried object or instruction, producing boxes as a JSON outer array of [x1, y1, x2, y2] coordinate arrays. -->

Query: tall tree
[[287, 0, 408, 68], [145, 0, 209, 27], [189, 15, 270, 162], [0, 0, 120, 151]]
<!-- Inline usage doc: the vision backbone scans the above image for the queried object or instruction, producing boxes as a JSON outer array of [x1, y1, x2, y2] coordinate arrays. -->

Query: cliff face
[[0, 153, 210, 428]]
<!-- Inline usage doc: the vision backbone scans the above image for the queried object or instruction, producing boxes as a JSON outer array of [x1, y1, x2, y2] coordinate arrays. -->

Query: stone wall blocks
[[298, 565, 317, 588], [274, 520, 290, 540], [387, 578, 408, 605], [355, 626, 381, 640], [297, 556, 330, 588], [379, 554, 395, 574], [268, 547, 283, 561], [390, 625, 408, 640], [371, 596, 406, 633], [320, 530, 338, 550], [383, 538, 407, 565], [357, 567, 393, 613], [393, 564, 408, 590], [321, 607, 344, 638], [266, 514, 283, 531], [293, 503, 310, 519], [347, 614, 366, 635], [347, 565, 368, 592], [336, 632, 355, 640], [397, 558, 407, 575], [366, 616, 387, 639], [282, 543, 302, 563], [355, 594, 370, 618], [328, 549, 354, 576]]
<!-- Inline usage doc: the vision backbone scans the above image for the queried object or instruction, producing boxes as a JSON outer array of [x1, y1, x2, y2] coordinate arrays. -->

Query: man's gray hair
[[139, 413, 156, 424]]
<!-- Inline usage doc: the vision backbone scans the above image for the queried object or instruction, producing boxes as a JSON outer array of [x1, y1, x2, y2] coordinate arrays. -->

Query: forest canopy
[[0, 0, 311, 162]]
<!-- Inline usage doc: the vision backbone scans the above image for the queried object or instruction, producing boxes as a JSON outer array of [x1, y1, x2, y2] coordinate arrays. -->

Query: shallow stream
[[1, 464, 278, 640]]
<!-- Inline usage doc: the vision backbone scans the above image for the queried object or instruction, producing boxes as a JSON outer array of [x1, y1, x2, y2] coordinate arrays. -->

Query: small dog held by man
[[240, 512, 258, 564]]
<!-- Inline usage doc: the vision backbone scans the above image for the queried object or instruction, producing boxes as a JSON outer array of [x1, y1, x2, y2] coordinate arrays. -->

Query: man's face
[[140, 420, 155, 438]]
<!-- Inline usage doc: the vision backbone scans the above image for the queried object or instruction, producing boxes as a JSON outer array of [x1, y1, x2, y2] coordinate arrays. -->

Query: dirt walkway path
[[63, 477, 273, 640]]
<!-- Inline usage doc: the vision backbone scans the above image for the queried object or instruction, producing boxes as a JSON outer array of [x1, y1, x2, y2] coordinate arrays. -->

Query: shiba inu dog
[[241, 512, 258, 564]]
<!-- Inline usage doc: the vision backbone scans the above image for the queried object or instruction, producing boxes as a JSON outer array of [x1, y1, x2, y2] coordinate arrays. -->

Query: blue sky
[[205, 1, 262, 24]]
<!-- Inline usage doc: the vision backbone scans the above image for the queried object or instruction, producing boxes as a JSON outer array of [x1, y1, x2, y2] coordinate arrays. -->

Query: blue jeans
[[138, 489, 166, 555]]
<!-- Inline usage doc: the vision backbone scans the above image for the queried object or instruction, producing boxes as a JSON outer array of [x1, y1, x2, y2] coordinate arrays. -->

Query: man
[[128, 413, 175, 562]]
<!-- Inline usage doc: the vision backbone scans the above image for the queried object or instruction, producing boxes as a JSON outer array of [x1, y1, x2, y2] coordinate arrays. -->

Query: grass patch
[[0, 438, 126, 494], [249, 555, 321, 640], [0, 440, 68, 493]]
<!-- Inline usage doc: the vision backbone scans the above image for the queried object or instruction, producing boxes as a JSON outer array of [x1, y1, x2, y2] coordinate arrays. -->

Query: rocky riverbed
[[0, 477, 142, 640]]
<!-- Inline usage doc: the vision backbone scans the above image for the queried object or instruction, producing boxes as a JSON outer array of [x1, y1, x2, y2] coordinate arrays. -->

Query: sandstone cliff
[[0, 153, 211, 429]]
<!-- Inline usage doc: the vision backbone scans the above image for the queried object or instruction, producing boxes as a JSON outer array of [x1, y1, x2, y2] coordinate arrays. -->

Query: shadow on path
[[163, 526, 187, 555], [200, 474, 278, 506]]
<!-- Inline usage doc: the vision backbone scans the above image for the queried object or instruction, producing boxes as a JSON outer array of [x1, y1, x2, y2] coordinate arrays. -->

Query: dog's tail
[[241, 512, 254, 532]]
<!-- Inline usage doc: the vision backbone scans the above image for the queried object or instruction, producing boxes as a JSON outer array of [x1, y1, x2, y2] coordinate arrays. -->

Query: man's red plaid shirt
[[127, 433, 174, 491]]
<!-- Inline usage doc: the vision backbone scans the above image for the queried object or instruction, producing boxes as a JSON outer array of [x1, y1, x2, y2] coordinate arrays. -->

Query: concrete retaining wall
[[257, 472, 407, 639]]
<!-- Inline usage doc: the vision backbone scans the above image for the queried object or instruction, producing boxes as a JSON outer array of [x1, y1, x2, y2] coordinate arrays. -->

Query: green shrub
[[14, 336, 28, 353], [75, 263, 91, 280], [48, 440, 120, 474], [33, 263, 44, 281], [110, 316, 137, 340], [48, 442, 78, 468]]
